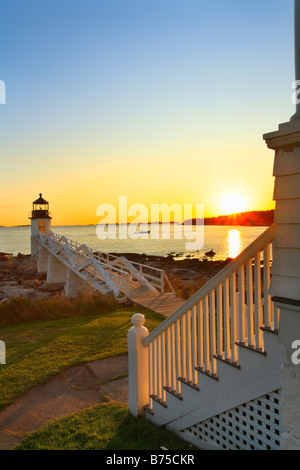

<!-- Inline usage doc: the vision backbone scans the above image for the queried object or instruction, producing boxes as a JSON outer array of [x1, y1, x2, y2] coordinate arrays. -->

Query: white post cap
[[131, 313, 145, 328]]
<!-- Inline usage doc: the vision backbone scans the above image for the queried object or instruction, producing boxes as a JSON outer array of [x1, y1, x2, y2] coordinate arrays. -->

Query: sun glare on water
[[221, 194, 246, 216], [227, 229, 243, 258]]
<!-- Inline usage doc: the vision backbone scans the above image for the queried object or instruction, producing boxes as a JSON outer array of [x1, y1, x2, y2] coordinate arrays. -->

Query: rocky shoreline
[[0, 253, 51, 303], [0, 251, 232, 303], [110, 251, 231, 280]]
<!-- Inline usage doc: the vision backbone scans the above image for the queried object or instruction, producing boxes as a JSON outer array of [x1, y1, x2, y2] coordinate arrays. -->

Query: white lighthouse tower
[[29, 193, 52, 256]]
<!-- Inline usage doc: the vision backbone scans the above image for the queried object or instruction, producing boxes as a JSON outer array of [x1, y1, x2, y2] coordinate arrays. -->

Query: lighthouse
[[29, 193, 52, 256]]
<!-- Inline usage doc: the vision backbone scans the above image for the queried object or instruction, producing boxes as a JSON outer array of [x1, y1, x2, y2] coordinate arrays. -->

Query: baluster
[[209, 290, 217, 375], [175, 319, 181, 394], [186, 310, 192, 382], [246, 259, 254, 346], [197, 301, 204, 369], [216, 284, 223, 357], [191, 306, 198, 385], [254, 252, 263, 349], [166, 328, 171, 389], [148, 343, 153, 408], [263, 244, 272, 328], [230, 273, 238, 363], [223, 278, 231, 360], [170, 323, 176, 391], [181, 315, 187, 380], [238, 265, 246, 343], [274, 305, 280, 331], [161, 331, 166, 402], [203, 296, 210, 371], [152, 338, 157, 397], [156, 335, 161, 400]]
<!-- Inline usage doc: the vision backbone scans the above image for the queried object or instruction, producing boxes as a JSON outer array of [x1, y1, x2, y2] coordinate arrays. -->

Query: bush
[[171, 276, 207, 300], [0, 290, 119, 328]]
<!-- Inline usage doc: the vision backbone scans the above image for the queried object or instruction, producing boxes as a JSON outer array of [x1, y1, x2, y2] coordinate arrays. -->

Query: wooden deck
[[37, 231, 185, 317], [127, 285, 185, 317]]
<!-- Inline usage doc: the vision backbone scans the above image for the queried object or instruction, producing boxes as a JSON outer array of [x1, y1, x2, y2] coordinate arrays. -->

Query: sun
[[221, 194, 246, 215]]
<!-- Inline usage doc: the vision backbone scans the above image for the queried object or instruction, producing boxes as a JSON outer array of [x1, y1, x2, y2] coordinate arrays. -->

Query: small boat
[[135, 223, 150, 235], [205, 249, 216, 257]]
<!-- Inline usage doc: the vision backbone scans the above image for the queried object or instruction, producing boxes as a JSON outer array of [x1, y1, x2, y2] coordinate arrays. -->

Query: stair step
[[178, 377, 199, 391], [236, 341, 266, 356], [213, 354, 241, 369], [260, 325, 279, 335], [143, 404, 154, 416], [195, 366, 219, 381], [163, 386, 183, 401], [150, 394, 167, 408]]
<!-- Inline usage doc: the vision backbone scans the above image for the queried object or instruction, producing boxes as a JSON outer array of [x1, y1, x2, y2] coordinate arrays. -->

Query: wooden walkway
[[127, 284, 185, 317], [37, 231, 185, 318]]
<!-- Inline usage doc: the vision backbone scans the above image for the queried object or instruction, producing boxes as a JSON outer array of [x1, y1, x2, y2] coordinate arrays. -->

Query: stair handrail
[[143, 224, 276, 347]]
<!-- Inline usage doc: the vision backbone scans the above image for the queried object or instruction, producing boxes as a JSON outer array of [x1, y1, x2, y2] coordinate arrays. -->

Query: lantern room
[[30, 193, 51, 219]]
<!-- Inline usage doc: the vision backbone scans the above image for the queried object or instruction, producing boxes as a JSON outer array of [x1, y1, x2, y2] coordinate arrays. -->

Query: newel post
[[127, 313, 149, 418]]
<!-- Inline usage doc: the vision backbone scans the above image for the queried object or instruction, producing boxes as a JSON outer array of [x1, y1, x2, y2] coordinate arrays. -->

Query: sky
[[0, 0, 296, 226]]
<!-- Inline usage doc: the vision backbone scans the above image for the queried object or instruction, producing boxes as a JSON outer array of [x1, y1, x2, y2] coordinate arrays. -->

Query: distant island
[[4, 210, 274, 228], [184, 210, 274, 227]]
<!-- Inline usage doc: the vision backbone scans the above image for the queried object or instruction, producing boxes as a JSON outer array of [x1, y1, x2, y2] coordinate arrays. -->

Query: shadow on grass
[[14, 402, 197, 451]]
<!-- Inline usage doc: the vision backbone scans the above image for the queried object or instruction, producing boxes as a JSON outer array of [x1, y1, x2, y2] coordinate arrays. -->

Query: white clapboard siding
[[274, 199, 300, 223], [273, 148, 300, 176], [274, 224, 300, 248], [269, 274, 300, 302], [271, 247, 300, 278], [273, 173, 300, 200]]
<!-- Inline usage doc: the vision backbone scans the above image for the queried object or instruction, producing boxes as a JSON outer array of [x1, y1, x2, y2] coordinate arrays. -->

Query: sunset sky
[[0, 0, 295, 226]]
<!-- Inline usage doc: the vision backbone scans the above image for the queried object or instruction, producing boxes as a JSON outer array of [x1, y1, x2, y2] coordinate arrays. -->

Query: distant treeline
[[185, 210, 274, 227]]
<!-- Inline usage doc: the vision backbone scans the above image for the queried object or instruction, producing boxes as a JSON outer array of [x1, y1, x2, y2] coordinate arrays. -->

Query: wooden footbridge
[[36, 231, 184, 317]]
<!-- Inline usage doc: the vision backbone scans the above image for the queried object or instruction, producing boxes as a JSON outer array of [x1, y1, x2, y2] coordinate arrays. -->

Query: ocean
[[0, 224, 268, 261]]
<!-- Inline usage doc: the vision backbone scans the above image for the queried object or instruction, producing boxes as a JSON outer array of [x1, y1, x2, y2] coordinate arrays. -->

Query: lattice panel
[[184, 389, 283, 450]]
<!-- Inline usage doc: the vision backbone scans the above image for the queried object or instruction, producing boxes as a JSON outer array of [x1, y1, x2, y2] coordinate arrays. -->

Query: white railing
[[143, 224, 278, 407], [39, 231, 174, 296], [37, 231, 130, 297]]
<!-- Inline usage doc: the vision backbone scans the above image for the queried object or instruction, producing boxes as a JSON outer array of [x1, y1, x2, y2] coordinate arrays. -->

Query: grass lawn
[[0, 294, 197, 451], [13, 402, 196, 450], [0, 303, 163, 410]]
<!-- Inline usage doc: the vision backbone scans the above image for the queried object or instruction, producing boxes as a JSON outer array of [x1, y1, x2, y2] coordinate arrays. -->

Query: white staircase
[[36, 231, 175, 300], [137, 225, 284, 450]]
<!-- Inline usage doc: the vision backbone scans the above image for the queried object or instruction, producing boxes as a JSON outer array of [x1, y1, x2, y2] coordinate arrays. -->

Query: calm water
[[0, 224, 268, 260]]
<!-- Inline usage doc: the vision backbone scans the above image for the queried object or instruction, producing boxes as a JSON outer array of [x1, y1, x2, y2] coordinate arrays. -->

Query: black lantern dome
[[30, 193, 52, 219]]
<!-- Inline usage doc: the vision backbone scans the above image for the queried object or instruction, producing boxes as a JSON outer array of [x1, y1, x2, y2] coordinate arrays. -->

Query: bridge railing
[[42, 231, 174, 295], [38, 231, 132, 297]]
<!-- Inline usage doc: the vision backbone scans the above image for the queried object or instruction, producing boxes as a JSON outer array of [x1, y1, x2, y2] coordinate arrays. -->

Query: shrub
[[0, 290, 119, 328]]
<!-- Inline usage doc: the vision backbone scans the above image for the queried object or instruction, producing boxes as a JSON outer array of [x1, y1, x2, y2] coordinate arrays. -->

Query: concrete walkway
[[0, 355, 129, 450]]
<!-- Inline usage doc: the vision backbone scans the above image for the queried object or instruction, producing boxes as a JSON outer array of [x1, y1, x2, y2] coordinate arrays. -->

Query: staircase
[[137, 225, 284, 450], [36, 231, 180, 315]]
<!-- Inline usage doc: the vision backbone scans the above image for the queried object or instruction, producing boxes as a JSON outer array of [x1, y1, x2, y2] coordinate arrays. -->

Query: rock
[[0, 268, 12, 275], [22, 279, 41, 289]]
